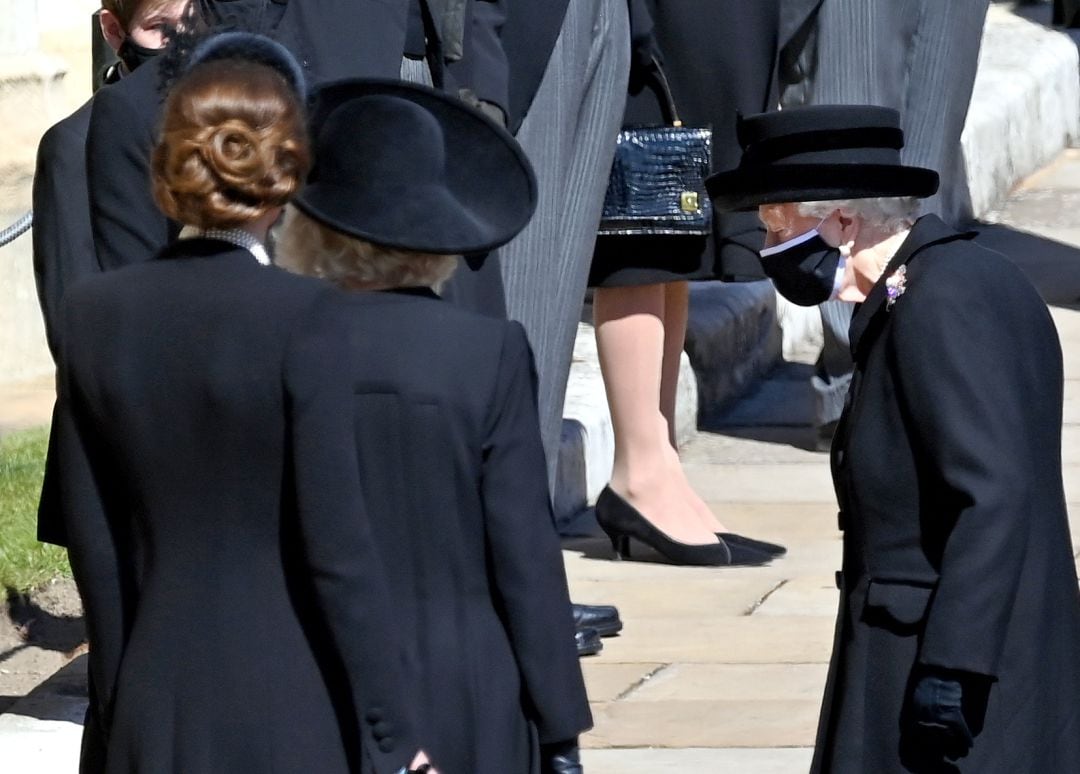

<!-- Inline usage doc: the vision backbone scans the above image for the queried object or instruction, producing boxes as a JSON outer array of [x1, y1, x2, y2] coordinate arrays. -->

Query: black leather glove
[[541, 738, 583, 774], [910, 670, 975, 759]]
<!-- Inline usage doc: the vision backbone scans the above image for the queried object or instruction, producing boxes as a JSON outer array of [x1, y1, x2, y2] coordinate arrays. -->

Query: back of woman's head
[[152, 58, 310, 230]]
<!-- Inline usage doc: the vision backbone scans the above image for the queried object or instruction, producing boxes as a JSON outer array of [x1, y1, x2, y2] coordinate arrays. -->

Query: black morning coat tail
[[43, 239, 418, 774], [812, 216, 1080, 773]]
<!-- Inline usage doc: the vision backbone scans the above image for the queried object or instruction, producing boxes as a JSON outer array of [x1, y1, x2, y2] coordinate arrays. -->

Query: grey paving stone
[[581, 747, 814, 774]]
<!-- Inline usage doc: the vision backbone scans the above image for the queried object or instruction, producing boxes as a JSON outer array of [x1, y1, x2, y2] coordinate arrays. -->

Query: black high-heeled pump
[[716, 532, 787, 557], [595, 487, 771, 567]]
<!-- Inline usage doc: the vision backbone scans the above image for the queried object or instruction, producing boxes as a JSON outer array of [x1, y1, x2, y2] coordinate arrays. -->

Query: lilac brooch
[[885, 265, 907, 310]]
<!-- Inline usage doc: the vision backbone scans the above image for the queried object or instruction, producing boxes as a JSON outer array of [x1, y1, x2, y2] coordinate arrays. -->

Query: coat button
[[373, 721, 393, 738], [835, 570, 844, 590], [365, 708, 384, 724], [835, 448, 845, 467], [378, 738, 395, 753]]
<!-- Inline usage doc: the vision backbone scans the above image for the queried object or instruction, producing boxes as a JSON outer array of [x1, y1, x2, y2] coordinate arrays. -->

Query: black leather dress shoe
[[575, 627, 603, 657], [572, 602, 623, 637]]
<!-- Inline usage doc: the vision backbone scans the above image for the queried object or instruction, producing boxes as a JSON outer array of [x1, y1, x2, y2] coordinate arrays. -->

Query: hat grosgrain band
[[706, 105, 940, 213], [295, 79, 538, 256]]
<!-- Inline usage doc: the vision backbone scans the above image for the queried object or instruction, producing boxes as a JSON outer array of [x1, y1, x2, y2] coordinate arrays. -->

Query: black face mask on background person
[[117, 37, 163, 72], [758, 228, 844, 307]]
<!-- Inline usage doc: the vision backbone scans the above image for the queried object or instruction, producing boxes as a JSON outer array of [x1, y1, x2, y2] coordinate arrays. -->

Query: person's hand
[[540, 738, 583, 774], [406, 750, 438, 774], [910, 670, 974, 759]]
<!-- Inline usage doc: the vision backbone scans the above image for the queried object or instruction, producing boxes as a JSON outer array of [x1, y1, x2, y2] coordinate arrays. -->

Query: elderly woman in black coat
[[42, 35, 430, 774], [275, 80, 592, 774], [708, 104, 1080, 773]]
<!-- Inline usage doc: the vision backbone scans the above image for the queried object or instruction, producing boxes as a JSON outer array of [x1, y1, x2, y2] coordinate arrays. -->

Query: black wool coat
[[45, 240, 418, 774], [813, 216, 1080, 773], [86, 0, 410, 272], [336, 288, 592, 772]]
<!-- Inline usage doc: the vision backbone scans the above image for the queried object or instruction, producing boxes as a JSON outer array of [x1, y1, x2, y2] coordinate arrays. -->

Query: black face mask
[[117, 37, 162, 72], [758, 229, 844, 307]]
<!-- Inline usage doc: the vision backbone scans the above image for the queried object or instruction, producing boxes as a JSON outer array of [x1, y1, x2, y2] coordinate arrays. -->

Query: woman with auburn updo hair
[[43, 33, 431, 774], [275, 79, 592, 774]]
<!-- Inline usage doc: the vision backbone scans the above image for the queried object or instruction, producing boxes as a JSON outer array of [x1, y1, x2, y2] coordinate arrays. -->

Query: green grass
[[0, 427, 70, 592]]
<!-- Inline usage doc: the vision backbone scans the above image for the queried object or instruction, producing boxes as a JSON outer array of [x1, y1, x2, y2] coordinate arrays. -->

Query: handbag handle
[[650, 56, 683, 128]]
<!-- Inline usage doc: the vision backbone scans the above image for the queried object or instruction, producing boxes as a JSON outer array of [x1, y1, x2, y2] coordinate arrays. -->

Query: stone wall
[[0, 0, 95, 384]]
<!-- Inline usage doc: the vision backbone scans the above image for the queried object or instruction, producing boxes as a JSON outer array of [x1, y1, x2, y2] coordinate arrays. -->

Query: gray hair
[[796, 197, 919, 235], [275, 206, 459, 292]]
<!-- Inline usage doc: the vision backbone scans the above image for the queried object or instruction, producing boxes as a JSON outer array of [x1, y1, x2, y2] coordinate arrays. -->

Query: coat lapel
[[849, 215, 975, 362]]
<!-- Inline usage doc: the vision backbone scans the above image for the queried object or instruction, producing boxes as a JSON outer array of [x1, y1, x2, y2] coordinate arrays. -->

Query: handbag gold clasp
[[680, 191, 700, 213]]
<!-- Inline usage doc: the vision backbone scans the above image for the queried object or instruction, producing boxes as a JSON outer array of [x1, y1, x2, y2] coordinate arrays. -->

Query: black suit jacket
[[87, 0, 410, 272], [337, 288, 591, 771], [32, 99, 97, 361], [812, 216, 1080, 773], [46, 239, 417, 774]]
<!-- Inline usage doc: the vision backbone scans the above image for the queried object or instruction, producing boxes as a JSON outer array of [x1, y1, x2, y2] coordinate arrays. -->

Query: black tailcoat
[[86, 0, 410, 272], [32, 99, 97, 362], [336, 288, 592, 772], [813, 216, 1080, 773], [498, 0, 570, 133], [47, 240, 417, 774], [33, 99, 99, 551]]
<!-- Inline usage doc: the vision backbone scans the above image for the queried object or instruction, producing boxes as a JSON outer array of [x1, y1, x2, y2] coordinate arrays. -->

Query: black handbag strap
[[650, 56, 683, 127]]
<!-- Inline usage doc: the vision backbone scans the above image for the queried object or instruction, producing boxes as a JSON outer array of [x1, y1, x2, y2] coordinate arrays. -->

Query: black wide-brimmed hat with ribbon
[[706, 105, 939, 212], [293, 79, 538, 255]]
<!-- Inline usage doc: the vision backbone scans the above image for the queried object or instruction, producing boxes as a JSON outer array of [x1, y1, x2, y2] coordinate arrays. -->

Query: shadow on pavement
[[1, 654, 89, 724], [0, 588, 86, 664], [970, 221, 1080, 308]]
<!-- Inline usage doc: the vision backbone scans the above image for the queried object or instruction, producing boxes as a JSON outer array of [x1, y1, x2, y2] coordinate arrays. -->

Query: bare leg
[[593, 283, 719, 545], [659, 281, 689, 448], [658, 281, 728, 532]]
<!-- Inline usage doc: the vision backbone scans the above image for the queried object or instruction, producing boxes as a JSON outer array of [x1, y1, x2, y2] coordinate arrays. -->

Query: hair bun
[[204, 119, 269, 187], [152, 57, 310, 230]]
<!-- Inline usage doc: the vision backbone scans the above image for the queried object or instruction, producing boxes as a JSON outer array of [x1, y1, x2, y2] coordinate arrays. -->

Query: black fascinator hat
[[183, 30, 305, 98], [294, 79, 537, 256], [706, 105, 939, 212]]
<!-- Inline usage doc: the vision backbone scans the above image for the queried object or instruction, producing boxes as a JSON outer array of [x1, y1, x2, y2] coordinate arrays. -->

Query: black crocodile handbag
[[598, 61, 712, 237]]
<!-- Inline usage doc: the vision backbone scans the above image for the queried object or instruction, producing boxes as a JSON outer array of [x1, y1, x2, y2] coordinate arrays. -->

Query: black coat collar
[[381, 285, 441, 300], [849, 215, 976, 360], [155, 237, 254, 263]]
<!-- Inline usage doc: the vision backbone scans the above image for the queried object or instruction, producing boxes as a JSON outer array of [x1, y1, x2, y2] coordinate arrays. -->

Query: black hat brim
[[706, 163, 940, 212], [295, 79, 537, 256]]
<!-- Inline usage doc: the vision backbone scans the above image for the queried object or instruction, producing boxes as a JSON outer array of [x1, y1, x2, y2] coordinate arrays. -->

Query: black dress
[[589, 0, 782, 288], [44, 239, 418, 774], [337, 287, 593, 773]]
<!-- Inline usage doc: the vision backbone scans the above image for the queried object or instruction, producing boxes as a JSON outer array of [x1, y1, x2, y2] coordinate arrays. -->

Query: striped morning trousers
[[497, 0, 631, 509], [801, 0, 989, 427], [809, 0, 989, 224]]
